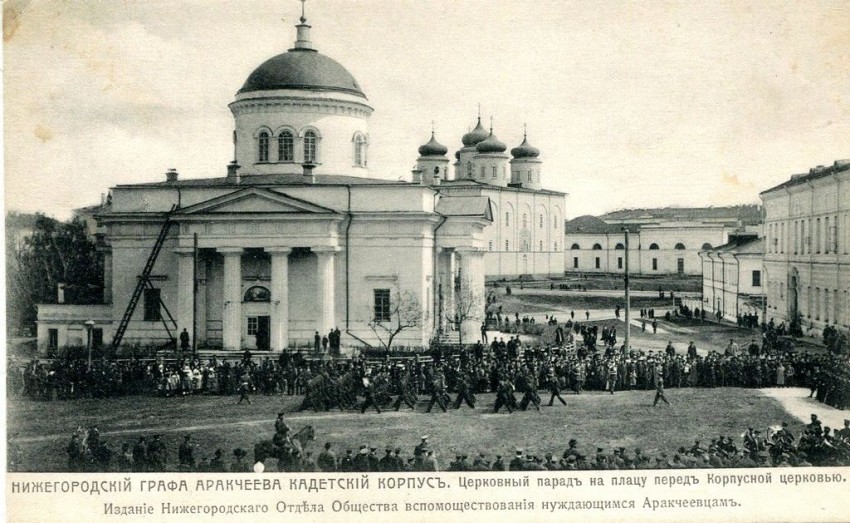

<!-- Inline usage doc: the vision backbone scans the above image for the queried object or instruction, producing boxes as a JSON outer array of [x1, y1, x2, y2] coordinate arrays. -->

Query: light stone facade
[[761, 160, 850, 336], [698, 237, 765, 322]]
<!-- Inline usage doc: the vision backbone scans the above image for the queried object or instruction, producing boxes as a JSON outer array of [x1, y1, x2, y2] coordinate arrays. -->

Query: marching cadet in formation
[[452, 369, 476, 409], [426, 368, 449, 413], [359, 370, 382, 414], [392, 369, 418, 411], [518, 367, 541, 411], [493, 376, 517, 413], [546, 368, 567, 406]]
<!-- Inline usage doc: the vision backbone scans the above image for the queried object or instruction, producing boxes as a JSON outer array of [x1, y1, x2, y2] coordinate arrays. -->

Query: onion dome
[[418, 132, 448, 156], [511, 135, 540, 159], [455, 150, 460, 160], [475, 130, 507, 154], [461, 117, 490, 147]]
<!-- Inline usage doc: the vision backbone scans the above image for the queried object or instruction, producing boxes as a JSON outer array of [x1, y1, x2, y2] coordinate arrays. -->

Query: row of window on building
[[766, 214, 849, 256], [568, 242, 705, 250], [504, 212, 560, 230], [571, 256, 686, 273], [769, 281, 848, 326], [487, 240, 559, 252], [256, 129, 368, 167]]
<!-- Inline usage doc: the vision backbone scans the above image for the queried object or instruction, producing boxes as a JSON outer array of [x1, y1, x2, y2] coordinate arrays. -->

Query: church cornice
[[229, 96, 373, 118]]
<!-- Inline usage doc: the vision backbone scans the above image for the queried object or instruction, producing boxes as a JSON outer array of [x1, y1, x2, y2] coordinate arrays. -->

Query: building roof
[[116, 173, 408, 189], [238, 49, 366, 99], [438, 179, 565, 196], [435, 196, 493, 220], [760, 159, 850, 196], [704, 236, 763, 255], [599, 204, 762, 225], [564, 215, 626, 234]]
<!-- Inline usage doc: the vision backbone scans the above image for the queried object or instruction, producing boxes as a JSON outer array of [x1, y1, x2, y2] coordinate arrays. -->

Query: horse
[[254, 425, 315, 472]]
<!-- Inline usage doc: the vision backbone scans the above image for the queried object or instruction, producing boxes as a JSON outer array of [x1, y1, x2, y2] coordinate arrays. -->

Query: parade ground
[[8, 385, 826, 472]]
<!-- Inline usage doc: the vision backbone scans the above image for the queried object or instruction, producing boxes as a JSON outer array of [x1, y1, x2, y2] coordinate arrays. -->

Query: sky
[[4, 0, 849, 220]]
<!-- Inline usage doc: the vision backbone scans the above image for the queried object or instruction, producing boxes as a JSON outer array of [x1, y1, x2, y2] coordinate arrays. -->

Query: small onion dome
[[511, 136, 540, 158], [455, 150, 460, 160], [418, 132, 448, 156], [476, 131, 507, 153], [461, 118, 490, 147]]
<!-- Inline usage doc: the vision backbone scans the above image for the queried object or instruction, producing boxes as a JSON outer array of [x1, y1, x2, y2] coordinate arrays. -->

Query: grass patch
[[9, 388, 799, 471]]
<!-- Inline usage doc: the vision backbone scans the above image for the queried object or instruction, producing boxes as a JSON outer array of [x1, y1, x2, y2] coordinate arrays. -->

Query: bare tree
[[445, 281, 484, 348], [367, 287, 423, 350]]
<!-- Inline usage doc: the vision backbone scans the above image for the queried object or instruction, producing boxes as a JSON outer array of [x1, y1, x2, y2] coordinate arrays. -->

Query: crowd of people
[[52, 414, 850, 473]]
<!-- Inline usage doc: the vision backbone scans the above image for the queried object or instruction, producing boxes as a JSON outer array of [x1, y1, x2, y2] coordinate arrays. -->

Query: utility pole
[[192, 233, 198, 355], [624, 228, 631, 353]]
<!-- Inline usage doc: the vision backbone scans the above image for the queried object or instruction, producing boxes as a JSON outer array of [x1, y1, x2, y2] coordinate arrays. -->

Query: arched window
[[592, 243, 602, 250], [480, 165, 485, 178], [491, 166, 497, 179], [615, 243, 625, 250], [303, 130, 318, 163], [539, 215, 544, 228], [674, 242, 686, 250], [522, 214, 527, 228], [505, 212, 510, 227], [527, 170, 532, 182], [571, 243, 581, 250], [244, 286, 271, 302], [554, 216, 559, 229], [277, 130, 294, 162], [701, 242, 712, 250], [353, 133, 367, 167], [467, 162, 472, 177], [649, 243, 660, 250], [258, 131, 270, 162], [539, 240, 543, 251], [505, 240, 510, 251]]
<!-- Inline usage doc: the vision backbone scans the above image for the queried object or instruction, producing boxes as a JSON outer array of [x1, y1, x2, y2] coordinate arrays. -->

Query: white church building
[[36, 12, 566, 354]]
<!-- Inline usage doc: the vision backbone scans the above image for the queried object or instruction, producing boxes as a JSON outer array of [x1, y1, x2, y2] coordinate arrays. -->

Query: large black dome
[[238, 49, 366, 99]]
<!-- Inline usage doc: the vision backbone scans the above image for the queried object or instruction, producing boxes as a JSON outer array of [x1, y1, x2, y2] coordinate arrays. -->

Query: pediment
[[176, 187, 336, 215]]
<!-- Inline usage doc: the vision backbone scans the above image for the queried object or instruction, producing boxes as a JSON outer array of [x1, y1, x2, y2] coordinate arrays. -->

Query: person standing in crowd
[[653, 365, 670, 406], [547, 368, 567, 406], [236, 374, 251, 405]]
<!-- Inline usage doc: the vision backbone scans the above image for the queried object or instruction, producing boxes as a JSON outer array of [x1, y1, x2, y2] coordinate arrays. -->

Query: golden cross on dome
[[300, 0, 307, 23]]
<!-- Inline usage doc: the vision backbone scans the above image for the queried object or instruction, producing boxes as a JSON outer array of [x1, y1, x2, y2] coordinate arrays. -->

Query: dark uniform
[[453, 372, 476, 409], [359, 376, 382, 414], [519, 370, 541, 411], [547, 370, 567, 406], [392, 372, 418, 411], [426, 371, 448, 413], [494, 378, 517, 413], [653, 372, 670, 406]]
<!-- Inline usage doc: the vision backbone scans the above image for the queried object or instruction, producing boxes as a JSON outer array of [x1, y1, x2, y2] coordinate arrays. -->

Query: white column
[[456, 248, 485, 344], [268, 247, 291, 351], [314, 247, 338, 334], [219, 247, 243, 350], [438, 248, 455, 332], [102, 250, 113, 304], [175, 248, 195, 340]]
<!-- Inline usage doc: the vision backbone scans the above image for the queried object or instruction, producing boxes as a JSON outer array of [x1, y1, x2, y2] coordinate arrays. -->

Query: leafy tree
[[6, 213, 103, 335]]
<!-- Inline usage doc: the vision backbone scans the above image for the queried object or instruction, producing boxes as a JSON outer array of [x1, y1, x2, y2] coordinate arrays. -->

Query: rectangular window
[[374, 289, 391, 321], [752, 270, 761, 287], [539, 240, 543, 251], [677, 258, 684, 275], [48, 329, 58, 349], [554, 241, 558, 251], [618, 257, 623, 269], [143, 288, 162, 321], [92, 328, 103, 349], [506, 240, 510, 251], [652, 258, 658, 271], [595, 257, 600, 269], [247, 316, 258, 335], [539, 215, 543, 228], [573, 257, 579, 269], [505, 212, 510, 227], [488, 240, 493, 252]]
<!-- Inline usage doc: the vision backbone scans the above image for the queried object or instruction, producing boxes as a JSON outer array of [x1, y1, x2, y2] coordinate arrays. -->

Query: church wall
[[234, 102, 370, 178]]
